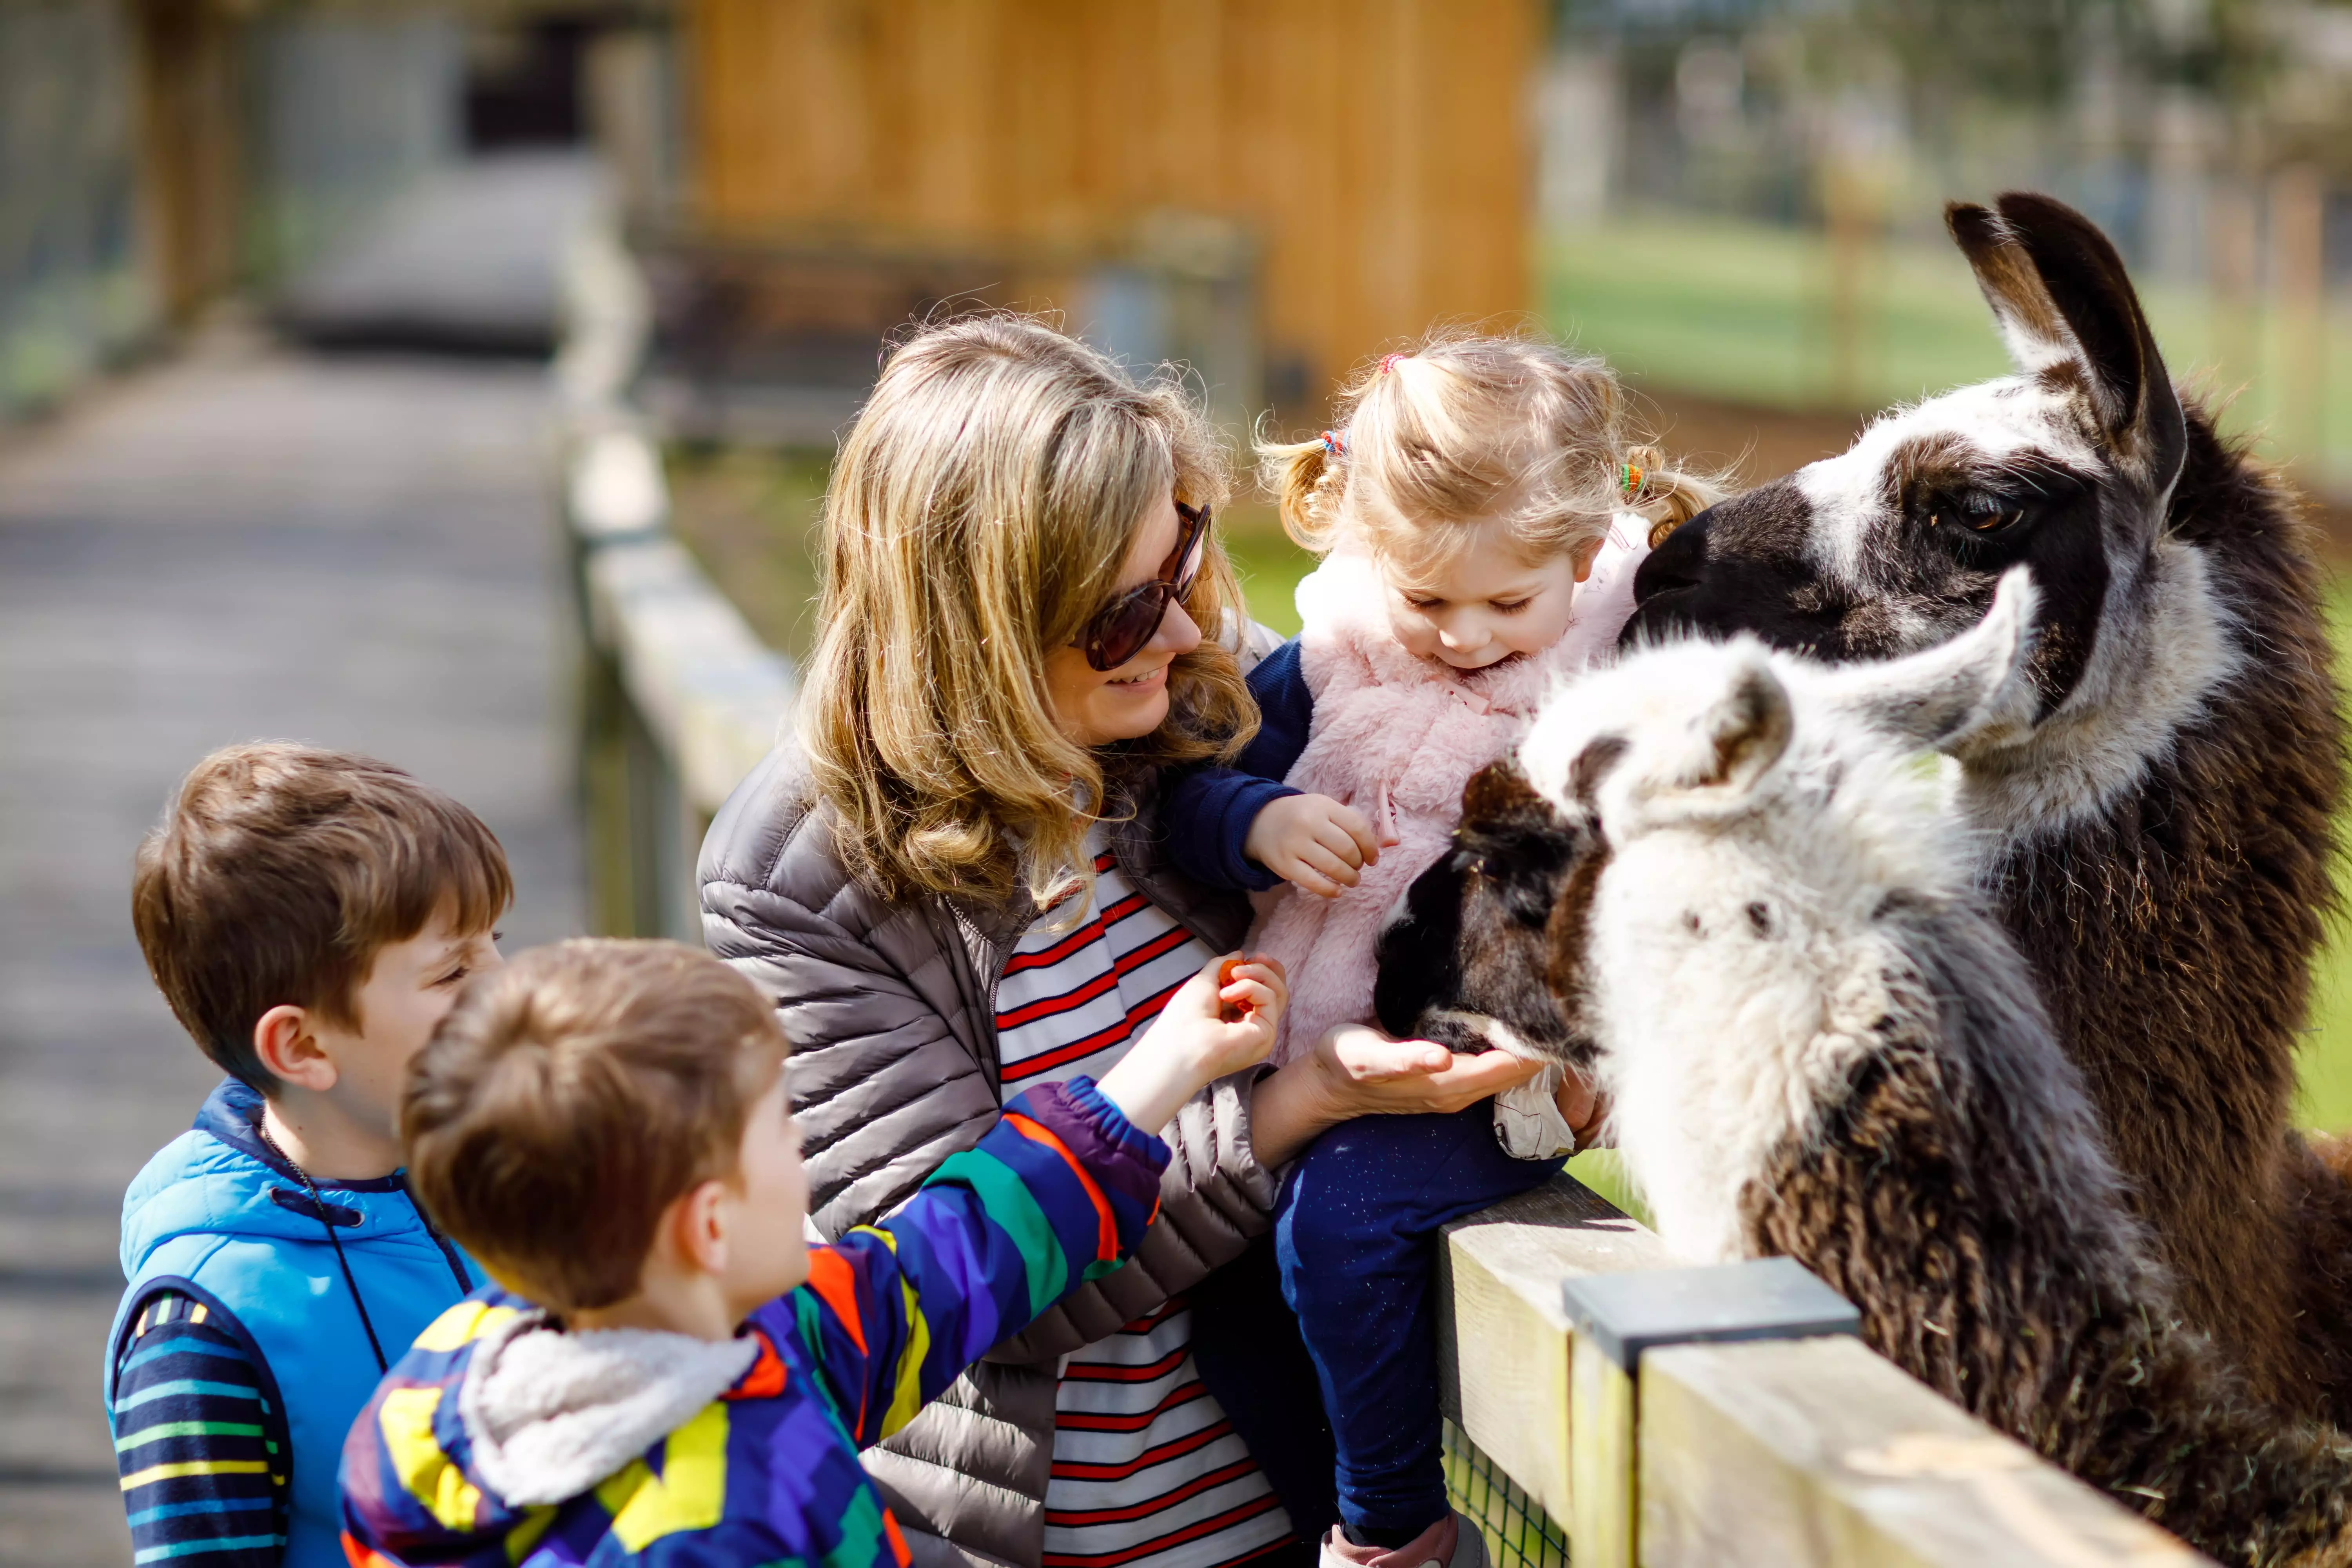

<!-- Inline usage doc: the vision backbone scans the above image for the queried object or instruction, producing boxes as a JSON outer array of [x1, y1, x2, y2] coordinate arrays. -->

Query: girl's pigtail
[[1621, 443, 1725, 549], [1257, 430, 1346, 550]]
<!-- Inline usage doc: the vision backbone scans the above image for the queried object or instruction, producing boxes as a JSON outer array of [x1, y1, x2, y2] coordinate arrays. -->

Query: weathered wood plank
[[1562, 1256, 1860, 1568], [1570, 1334, 1636, 1568], [580, 535, 794, 817], [1437, 1173, 1673, 1526], [1639, 1337, 2210, 1568]]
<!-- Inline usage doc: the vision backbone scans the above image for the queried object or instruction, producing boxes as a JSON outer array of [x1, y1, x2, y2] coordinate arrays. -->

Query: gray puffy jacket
[[699, 744, 1282, 1568]]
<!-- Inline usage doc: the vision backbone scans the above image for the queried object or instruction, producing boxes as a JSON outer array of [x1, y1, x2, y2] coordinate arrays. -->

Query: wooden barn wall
[[682, 0, 1536, 408]]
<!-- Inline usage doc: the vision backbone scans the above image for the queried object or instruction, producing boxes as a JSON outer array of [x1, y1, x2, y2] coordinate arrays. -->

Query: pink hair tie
[[1379, 352, 1406, 375], [1320, 429, 1347, 457]]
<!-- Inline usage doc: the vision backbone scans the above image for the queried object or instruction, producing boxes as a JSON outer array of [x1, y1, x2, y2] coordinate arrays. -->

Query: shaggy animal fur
[[1622, 191, 2352, 1416], [1376, 593, 2352, 1565]]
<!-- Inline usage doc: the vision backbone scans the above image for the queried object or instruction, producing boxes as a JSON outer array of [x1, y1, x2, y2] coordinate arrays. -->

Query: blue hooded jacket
[[109, 1080, 479, 1568]]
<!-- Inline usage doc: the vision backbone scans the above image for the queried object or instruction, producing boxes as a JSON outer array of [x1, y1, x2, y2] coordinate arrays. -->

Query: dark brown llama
[[1621, 191, 2352, 1417]]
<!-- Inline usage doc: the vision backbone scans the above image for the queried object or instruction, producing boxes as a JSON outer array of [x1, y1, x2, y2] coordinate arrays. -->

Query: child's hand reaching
[[1246, 794, 1389, 898], [1096, 954, 1287, 1134]]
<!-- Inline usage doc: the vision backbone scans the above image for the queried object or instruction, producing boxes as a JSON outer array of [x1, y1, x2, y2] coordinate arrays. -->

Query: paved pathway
[[0, 335, 583, 1564]]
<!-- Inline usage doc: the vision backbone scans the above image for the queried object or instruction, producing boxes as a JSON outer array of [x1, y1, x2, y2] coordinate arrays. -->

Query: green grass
[[665, 448, 831, 664], [2292, 584, 2352, 1132], [1221, 502, 1314, 639], [1548, 210, 2009, 412], [1547, 210, 2352, 493]]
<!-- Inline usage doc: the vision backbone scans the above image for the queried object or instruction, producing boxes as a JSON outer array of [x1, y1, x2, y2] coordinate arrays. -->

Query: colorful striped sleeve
[[111, 1289, 286, 1567], [773, 1076, 1169, 1446]]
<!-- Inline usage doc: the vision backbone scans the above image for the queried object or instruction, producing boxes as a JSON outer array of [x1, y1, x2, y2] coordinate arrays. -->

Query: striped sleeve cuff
[[1008, 1076, 1170, 1214]]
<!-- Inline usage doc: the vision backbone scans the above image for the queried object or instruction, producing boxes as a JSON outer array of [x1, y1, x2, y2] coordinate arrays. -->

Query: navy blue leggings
[[1274, 1107, 1564, 1540]]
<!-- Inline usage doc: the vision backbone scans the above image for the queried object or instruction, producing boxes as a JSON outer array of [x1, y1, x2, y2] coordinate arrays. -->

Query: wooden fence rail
[[559, 215, 793, 942], [556, 217, 2213, 1568], [1439, 1180, 2209, 1567]]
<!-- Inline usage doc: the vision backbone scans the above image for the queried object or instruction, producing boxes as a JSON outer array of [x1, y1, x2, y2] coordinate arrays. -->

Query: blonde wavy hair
[[801, 314, 1255, 911], [1260, 330, 1722, 580]]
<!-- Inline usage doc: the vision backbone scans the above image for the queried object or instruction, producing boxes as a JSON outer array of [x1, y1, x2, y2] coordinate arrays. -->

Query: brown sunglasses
[[1078, 500, 1212, 671]]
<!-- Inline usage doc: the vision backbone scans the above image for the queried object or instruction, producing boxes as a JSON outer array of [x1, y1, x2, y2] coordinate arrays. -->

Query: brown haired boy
[[108, 742, 510, 1568], [339, 937, 1285, 1568]]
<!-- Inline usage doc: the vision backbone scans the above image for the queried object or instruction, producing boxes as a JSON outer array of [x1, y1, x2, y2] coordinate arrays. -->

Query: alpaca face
[[1376, 581, 2041, 1259], [1623, 194, 2238, 837], [1370, 759, 1600, 1063]]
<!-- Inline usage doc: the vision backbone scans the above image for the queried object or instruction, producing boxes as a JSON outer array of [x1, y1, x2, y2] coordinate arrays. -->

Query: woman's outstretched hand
[[1097, 953, 1287, 1134], [1311, 1024, 1541, 1113], [1248, 1023, 1544, 1168]]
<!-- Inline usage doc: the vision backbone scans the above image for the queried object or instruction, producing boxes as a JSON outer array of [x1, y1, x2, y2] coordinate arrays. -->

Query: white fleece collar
[[457, 1307, 759, 1506]]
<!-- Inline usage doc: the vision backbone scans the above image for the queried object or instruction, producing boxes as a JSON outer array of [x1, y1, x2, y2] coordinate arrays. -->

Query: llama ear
[[1673, 657, 1792, 798], [1823, 569, 2042, 751], [1946, 193, 2185, 494]]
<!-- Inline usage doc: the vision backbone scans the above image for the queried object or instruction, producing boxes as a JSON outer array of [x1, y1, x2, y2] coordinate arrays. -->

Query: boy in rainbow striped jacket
[[338, 938, 1283, 1568]]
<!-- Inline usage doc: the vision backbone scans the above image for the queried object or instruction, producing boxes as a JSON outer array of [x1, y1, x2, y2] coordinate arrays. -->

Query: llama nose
[[1633, 504, 1715, 603], [1625, 477, 1841, 652]]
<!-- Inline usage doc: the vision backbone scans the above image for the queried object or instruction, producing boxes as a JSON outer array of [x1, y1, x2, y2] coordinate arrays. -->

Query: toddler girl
[[1162, 333, 1716, 1568]]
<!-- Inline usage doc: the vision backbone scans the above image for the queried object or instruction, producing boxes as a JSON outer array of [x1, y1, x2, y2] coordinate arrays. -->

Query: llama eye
[[1960, 497, 2024, 532]]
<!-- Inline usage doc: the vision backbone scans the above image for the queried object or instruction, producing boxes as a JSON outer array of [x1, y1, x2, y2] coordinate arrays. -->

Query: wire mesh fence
[[1443, 1419, 1570, 1568]]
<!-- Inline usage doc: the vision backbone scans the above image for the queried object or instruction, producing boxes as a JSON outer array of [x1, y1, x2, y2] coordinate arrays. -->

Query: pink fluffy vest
[[1253, 523, 1649, 1063]]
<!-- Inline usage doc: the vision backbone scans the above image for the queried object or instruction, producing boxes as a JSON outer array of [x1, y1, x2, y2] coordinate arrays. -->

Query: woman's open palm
[[1311, 1024, 1542, 1117]]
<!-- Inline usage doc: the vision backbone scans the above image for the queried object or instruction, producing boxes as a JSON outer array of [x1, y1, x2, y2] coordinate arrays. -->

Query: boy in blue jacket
[[109, 743, 510, 1568], [338, 936, 1283, 1567]]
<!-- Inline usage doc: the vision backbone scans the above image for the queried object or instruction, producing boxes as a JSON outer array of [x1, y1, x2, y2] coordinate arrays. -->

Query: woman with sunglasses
[[699, 315, 1538, 1568]]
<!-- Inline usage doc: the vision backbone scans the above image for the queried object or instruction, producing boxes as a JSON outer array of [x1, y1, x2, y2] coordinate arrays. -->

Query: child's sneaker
[[1319, 1512, 1490, 1568]]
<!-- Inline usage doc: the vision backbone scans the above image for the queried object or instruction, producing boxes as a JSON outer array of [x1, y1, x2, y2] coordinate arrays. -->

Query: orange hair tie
[[1621, 462, 1645, 500]]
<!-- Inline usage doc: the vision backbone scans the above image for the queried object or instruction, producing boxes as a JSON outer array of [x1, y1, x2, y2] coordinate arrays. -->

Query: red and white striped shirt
[[995, 837, 1295, 1568]]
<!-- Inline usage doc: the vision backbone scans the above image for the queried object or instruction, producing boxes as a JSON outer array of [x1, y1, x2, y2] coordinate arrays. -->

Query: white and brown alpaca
[[1375, 580, 2352, 1566], [1623, 192, 2352, 1417]]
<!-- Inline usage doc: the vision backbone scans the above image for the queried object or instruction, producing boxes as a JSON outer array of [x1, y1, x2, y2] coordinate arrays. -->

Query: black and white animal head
[[1625, 194, 2236, 831], [1376, 575, 2040, 1257]]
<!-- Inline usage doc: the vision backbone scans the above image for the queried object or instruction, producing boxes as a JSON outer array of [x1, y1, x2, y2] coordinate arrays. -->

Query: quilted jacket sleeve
[[699, 758, 1001, 1240]]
